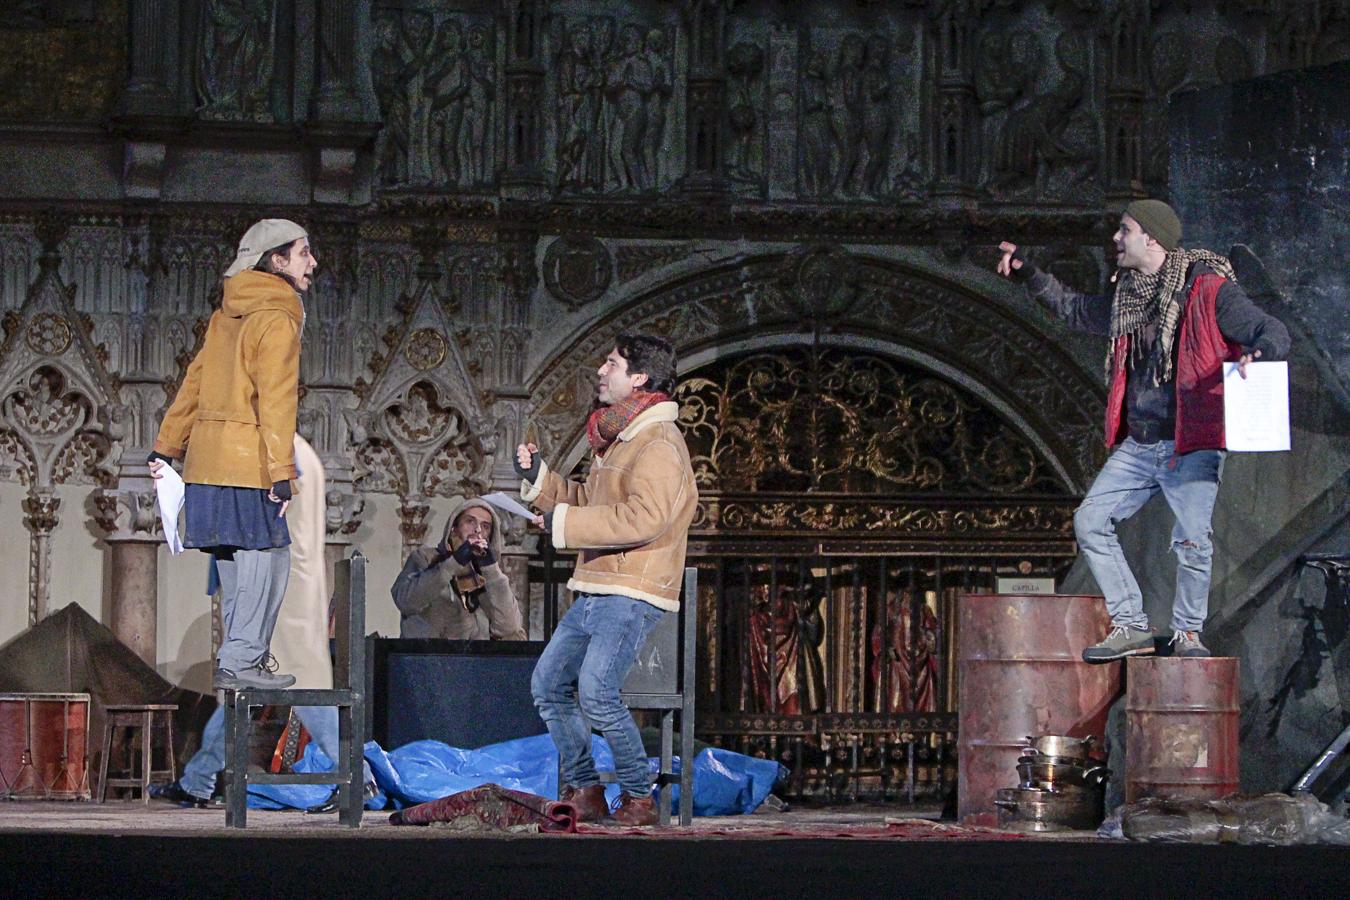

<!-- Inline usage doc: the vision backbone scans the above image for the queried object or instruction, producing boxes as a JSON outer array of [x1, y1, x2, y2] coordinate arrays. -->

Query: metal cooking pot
[[994, 786, 1103, 832], [1018, 752, 1097, 769], [1023, 734, 1095, 761], [1016, 760, 1110, 788]]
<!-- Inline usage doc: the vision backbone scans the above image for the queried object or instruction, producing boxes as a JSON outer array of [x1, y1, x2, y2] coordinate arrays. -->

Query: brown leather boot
[[559, 784, 609, 823], [600, 792, 658, 827]]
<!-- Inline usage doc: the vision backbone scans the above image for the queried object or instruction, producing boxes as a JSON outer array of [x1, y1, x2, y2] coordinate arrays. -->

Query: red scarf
[[586, 391, 669, 454]]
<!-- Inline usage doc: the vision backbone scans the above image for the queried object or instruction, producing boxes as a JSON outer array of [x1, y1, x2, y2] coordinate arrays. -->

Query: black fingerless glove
[[271, 480, 292, 502], [147, 451, 175, 467], [452, 541, 476, 566], [477, 546, 496, 567], [1009, 246, 1038, 282], [513, 452, 541, 483]]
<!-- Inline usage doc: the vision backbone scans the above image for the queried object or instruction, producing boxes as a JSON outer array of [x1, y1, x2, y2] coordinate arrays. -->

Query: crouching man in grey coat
[[392, 498, 527, 641]]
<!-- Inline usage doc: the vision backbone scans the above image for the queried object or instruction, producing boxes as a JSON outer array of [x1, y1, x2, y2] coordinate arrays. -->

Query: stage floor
[[0, 796, 1000, 838], [5, 798, 1349, 897]]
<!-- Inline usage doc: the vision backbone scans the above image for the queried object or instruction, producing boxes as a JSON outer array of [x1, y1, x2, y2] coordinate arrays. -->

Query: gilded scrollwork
[[675, 348, 1065, 497]]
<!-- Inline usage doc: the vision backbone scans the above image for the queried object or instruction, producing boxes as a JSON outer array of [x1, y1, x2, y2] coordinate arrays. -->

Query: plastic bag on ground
[[1121, 793, 1350, 845], [249, 733, 783, 817]]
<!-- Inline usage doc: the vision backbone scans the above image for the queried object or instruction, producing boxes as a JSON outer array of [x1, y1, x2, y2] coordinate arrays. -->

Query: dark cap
[[1123, 200, 1182, 252]]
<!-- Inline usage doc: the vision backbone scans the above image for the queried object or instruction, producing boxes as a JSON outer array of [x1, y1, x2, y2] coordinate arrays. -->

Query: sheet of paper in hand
[[1223, 361, 1290, 452]]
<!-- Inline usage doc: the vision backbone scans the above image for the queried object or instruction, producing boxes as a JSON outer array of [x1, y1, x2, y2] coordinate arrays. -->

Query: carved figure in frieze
[[827, 34, 866, 196], [373, 14, 414, 185], [605, 24, 654, 192], [557, 22, 597, 188], [402, 13, 438, 185], [197, 0, 275, 121], [429, 20, 470, 186], [798, 49, 831, 197], [586, 19, 615, 190], [986, 34, 1096, 198], [726, 41, 765, 182], [642, 28, 674, 187], [462, 26, 496, 186], [861, 35, 894, 197], [976, 29, 1041, 176]]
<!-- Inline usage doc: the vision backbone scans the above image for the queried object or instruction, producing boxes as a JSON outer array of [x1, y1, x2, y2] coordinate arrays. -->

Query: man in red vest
[[997, 200, 1289, 662]]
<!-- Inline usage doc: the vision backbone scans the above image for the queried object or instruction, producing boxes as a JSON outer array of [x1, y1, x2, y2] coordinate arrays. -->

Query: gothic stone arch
[[526, 247, 1104, 500]]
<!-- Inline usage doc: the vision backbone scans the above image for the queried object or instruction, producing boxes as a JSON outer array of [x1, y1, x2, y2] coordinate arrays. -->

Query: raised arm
[[997, 241, 1112, 335]]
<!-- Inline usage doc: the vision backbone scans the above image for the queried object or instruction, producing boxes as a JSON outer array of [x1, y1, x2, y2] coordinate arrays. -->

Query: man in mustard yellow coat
[[149, 219, 315, 691]]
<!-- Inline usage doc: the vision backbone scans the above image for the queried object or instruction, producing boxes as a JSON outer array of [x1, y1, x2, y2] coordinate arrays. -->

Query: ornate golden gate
[[680, 344, 1079, 802]]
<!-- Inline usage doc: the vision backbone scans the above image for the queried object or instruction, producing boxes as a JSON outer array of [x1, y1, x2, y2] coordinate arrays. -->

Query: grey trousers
[[215, 547, 291, 672]]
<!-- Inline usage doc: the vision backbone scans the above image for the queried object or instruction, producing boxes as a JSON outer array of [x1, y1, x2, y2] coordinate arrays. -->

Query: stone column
[[94, 488, 164, 663], [680, 0, 729, 194], [120, 0, 180, 116], [106, 537, 159, 666], [22, 490, 60, 626], [311, 0, 363, 121], [500, 0, 546, 195]]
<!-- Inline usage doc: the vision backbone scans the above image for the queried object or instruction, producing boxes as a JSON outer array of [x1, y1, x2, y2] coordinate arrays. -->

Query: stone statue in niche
[[557, 21, 599, 189], [643, 28, 674, 186], [605, 24, 654, 192], [197, 0, 275, 121], [373, 12, 417, 185], [827, 34, 865, 196], [429, 20, 471, 186], [798, 49, 831, 197], [462, 26, 495, 186], [726, 41, 765, 183], [861, 34, 895, 198]]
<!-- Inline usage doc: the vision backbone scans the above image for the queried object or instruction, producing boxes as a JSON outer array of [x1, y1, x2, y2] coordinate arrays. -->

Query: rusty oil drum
[[957, 594, 1119, 826], [0, 693, 91, 800], [1125, 657, 1239, 802]]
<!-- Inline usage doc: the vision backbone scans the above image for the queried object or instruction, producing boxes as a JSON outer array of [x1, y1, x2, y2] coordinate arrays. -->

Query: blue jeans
[[181, 705, 370, 800], [531, 593, 667, 798], [1074, 438, 1225, 633]]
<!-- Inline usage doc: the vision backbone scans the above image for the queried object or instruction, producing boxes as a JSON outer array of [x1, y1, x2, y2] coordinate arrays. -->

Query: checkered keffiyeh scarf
[[1109, 248, 1237, 385], [586, 391, 669, 454]]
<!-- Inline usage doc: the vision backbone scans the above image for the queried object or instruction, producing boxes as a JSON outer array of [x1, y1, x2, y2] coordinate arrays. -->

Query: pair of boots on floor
[[560, 783, 659, 827]]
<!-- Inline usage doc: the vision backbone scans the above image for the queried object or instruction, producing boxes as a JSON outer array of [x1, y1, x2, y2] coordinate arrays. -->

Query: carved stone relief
[[373, 6, 496, 189], [978, 30, 1098, 200], [555, 15, 676, 194], [800, 27, 921, 200], [196, 0, 276, 122], [542, 234, 613, 308]]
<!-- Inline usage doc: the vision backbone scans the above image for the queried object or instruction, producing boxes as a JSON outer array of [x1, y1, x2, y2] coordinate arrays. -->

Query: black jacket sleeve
[[1024, 269, 1113, 336], [1214, 280, 1291, 360]]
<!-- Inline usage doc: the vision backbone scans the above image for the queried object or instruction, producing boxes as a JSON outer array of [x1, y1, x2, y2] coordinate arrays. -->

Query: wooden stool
[[97, 704, 177, 804]]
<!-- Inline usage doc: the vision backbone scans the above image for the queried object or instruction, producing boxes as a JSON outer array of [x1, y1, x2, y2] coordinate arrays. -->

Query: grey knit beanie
[[1123, 200, 1182, 252]]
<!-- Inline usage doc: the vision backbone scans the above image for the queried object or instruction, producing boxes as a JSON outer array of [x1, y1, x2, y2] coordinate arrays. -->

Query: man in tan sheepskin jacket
[[516, 333, 696, 827]]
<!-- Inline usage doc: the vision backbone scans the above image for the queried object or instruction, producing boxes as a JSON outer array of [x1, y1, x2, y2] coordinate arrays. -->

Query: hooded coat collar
[[222, 270, 304, 325]]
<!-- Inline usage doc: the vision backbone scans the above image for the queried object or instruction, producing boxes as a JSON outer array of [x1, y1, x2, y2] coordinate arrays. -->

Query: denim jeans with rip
[[531, 593, 667, 798], [1073, 437, 1224, 633]]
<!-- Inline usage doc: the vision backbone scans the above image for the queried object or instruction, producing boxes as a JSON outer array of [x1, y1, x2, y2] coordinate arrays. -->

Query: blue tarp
[[246, 733, 784, 817]]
